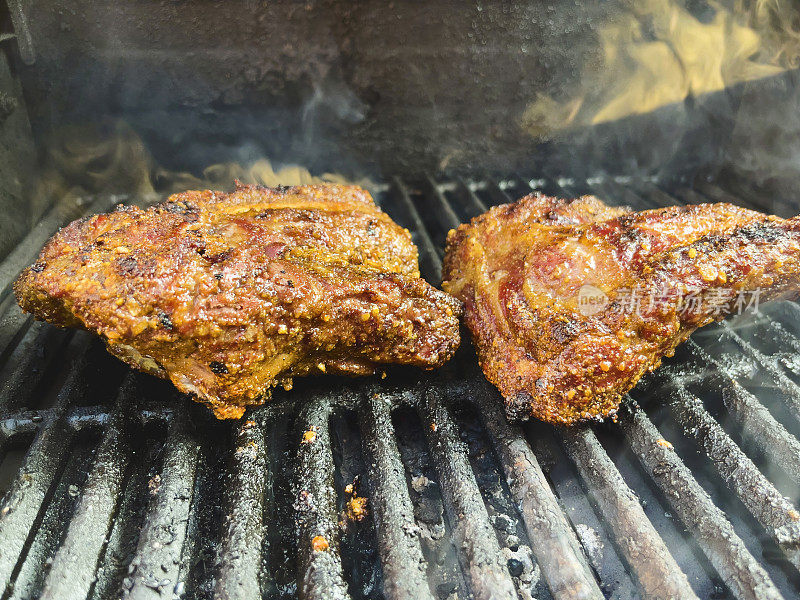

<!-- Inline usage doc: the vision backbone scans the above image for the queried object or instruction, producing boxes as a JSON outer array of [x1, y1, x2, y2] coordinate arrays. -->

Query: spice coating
[[443, 193, 800, 425], [15, 183, 462, 418]]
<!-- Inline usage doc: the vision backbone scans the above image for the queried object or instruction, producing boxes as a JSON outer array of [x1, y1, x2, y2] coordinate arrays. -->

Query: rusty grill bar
[[1, 177, 800, 600]]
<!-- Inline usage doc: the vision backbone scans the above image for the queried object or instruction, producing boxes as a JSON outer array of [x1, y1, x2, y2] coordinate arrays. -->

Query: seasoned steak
[[443, 193, 800, 425], [15, 183, 461, 418]]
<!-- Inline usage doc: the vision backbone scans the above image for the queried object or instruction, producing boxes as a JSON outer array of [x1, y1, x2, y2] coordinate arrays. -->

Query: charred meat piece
[[15, 183, 461, 418], [443, 193, 800, 425]]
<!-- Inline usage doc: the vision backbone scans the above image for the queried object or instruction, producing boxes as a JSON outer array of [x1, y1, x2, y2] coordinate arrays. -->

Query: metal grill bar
[[756, 304, 800, 352], [358, 393, 435, 600], [682, 339, 800, 487], [390, 178, 443, 280], [711, 320, 800, 417], [559, 426, 699, 599], [476, 392, 604, 600], [123, 413, 199, 599], [420, 391, 518, 600], [40, 406, 130, 600], [660, 383, 800, 568], [0, 323, 74, 412], [0, 302, 30, 365], [0, 350, 91, 592], [619, 402, 784, 600], [214, 413, 269, 600], [295, 395, 351, 600]]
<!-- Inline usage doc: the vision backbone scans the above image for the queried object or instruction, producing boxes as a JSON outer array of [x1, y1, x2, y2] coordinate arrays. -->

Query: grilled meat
[[443, 193, 800, 425], [15, 183, 461, 418]]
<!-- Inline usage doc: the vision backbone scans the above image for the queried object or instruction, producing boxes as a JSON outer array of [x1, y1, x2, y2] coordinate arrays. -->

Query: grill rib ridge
[[661, 383, 800, 568], [420, 391, 518, 600], [683, 339, 800, 488], [214, 412, 270, 600], [620, 401, 785, 600], [358, 393, 436, 600], [390, 178, 443, 279], [0, 351, 91, 593], [40, 398, 130, 600], [560, 426, 700, 599], [477, 393, 604, 600], [123, 413, 199, 599], [295, 395, 351, 600]]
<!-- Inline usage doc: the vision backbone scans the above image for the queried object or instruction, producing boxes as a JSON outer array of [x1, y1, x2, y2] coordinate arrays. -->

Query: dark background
[[0, 0, 799, 255]]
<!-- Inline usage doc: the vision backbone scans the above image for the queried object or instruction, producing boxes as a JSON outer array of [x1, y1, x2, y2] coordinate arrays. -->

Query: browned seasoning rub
[[15, 183, 462, 419], [443, 193, 800, 425]]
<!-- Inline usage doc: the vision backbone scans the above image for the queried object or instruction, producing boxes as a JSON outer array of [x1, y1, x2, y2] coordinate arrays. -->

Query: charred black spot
[[737, 220, 787, 244], [116, 255, 156, 278], [551, 319, 579, 343], [210, 361, 228, 374], [214, 272, 223, 280], [287, 280, 295, 288], [275, 184, 290, 193], [30, 262, 45, 273], [158, 201, 199, 216], [616, 213, 637, 228], [158, 311, 174, 330], [203, 249, 232, 264], [117, 256, 139, 275]]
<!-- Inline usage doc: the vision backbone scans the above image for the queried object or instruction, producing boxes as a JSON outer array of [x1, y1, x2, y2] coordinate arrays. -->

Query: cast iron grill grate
[[0, 177, 799, 600]]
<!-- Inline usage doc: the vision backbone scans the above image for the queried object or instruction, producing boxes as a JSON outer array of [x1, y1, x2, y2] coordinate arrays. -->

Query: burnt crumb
[[117, 256, 139, 274], [551, 318, 579, 343], [158, 201, 198, 215], [158, 311, 174, 330], [737, 220, 786, 244], [287, 280, 295, 288], [116, 255, 156, 278], [203, 249, 232, 264], [30, 262, 45, 273], [210, 361, 228, 374], [275, 184, 290, 193], [214, 272, 223, 280]]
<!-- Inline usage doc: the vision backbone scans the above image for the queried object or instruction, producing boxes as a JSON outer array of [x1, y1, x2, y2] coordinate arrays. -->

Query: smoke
[[521, 0, 800, 139], [32, 120, 372, 211]]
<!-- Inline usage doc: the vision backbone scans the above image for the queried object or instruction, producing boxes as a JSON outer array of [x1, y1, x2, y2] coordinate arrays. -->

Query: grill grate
[[0, 178, 800, 599]]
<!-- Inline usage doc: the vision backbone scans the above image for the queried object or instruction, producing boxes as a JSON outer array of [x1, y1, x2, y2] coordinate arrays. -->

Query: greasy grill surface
[[1, 178, 800, 599]]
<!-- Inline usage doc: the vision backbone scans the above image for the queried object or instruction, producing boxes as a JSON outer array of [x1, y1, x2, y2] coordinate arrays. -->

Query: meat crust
[[15, 183, 461, 418], [443, 193, 800, 425]]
